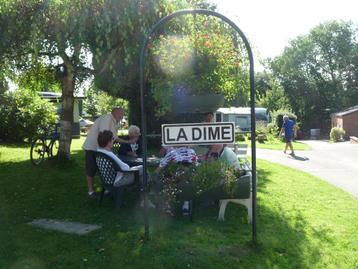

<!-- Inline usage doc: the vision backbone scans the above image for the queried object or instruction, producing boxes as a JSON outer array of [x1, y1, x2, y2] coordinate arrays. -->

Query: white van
[[215, 107, 269, 131]]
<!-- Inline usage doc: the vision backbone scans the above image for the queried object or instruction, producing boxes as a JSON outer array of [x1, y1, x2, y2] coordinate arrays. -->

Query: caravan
[[215, 107, 269, 131]]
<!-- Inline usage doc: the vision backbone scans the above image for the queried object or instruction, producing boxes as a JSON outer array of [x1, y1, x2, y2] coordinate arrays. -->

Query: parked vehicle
[[79, 118, 94, 132], [215, 107, 270, 131]]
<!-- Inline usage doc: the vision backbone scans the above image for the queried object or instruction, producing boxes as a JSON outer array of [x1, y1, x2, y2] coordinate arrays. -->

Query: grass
[[239, 137, 310, 151], [0, 138, 357, 268], [255, 139, 310, 150]]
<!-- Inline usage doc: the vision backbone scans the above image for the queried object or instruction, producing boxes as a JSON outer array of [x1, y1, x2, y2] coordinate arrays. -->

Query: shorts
[[284, 136, 293, 143], [85, 150, 97, 177]]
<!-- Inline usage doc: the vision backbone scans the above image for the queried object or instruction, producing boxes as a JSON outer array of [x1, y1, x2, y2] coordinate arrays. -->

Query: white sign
[[162, 122, 234, 146]]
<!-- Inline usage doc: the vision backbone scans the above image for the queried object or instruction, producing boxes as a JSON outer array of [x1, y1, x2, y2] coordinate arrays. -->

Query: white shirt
[[97, 148, 142, 185], [83, 114, 120, 151]]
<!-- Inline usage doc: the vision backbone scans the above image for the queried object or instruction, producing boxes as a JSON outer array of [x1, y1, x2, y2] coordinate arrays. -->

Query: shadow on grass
[[0, 149, 330, 268]]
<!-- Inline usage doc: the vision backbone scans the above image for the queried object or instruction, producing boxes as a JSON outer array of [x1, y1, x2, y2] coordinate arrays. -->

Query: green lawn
[[240, 137, 310, 151], [255, 139, 310, 150], [0, 138, 357, 268]]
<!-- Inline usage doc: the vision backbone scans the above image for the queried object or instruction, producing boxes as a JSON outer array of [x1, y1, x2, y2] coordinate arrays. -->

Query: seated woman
[[97, 130, 155, 208], [206, 144, 241, 172], [97, 130, 143, 187], [117, 125, 142, 157]]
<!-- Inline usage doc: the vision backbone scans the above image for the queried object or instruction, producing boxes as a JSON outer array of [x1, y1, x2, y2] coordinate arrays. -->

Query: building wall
[[342, 111, 358, 137]]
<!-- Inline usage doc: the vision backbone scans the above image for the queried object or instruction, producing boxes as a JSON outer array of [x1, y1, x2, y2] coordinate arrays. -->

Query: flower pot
[[172, 93, 224, 114]]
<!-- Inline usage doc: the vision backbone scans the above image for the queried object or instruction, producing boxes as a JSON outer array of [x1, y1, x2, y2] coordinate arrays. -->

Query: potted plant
[[158, 160, 241, 205], [147, 16, 248, 117]]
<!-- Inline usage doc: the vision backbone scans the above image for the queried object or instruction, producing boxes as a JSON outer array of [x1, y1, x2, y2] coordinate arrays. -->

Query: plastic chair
[[95, 151, 139, 210]]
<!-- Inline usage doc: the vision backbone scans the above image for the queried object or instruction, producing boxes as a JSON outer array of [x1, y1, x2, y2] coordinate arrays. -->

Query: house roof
[[38, 91, 85, 100], [216, 107, 267, 115], [332, 105, 358, 117]]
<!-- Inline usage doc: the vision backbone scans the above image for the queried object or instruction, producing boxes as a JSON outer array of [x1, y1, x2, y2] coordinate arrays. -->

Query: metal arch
[[139, 9, 257, 241]]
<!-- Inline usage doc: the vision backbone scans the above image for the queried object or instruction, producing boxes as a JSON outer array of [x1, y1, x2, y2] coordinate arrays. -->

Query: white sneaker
[[104, 189, 111, 196], [182, 201, 189, 216]]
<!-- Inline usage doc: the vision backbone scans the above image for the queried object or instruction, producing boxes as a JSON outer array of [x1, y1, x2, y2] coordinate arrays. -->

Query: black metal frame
[[139, 9, 256, 241]]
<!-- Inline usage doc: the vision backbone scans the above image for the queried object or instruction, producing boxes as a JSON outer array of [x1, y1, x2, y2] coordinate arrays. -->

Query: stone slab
[[28, 219, 101, 235]]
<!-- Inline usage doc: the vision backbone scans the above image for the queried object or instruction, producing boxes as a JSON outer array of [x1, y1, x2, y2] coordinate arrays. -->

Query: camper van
[[215, 107, 269, 131]]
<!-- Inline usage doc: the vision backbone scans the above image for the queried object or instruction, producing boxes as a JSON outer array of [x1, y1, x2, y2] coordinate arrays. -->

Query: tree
[[86, 0, 247, 126], [0, 72, 9, 94], [0, 0, 95, 159], [270, 21, 358, 131], [147, 14, 249, 117], [0, 89, 57, 142], [83, 87, 128, 120], [12, 62, 61, 93], [255, 71, 291, 112], [1, 0, 248, 155]]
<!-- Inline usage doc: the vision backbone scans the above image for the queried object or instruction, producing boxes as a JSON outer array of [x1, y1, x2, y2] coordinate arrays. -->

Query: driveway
[[252, 140, 358, 198]]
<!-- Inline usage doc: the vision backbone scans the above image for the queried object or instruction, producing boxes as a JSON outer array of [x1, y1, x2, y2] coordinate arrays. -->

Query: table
[[117, 155, 160, 167]]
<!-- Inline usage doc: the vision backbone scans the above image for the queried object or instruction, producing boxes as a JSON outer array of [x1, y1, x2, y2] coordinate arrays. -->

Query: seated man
[[97, 130, 143, 186], [117, 125, 142, 157], [155, 146, 198, 174]]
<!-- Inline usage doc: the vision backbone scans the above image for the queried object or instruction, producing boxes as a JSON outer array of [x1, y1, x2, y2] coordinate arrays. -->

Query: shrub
[[271, 109, 297, 132], [235, 133, 246, 141], [330, 127, 345, 142], [267, 122, 279, 135], [255, 121, 268, 143], [158, 160, 238, 203], [0, 90, 57, 142]]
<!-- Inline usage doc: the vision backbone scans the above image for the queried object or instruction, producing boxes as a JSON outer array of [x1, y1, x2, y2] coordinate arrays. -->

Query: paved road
[[251, 140, 358, 198]]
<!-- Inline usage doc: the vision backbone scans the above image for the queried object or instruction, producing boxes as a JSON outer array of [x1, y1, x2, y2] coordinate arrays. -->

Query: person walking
[[279, 115, 297, 156], [82, 107, 133, 198]]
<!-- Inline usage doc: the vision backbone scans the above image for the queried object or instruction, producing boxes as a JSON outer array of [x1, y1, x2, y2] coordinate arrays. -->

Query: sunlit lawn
[[255, 139, 310, 150], [0, 137, 357, 268], [241, 137, 310, 151]]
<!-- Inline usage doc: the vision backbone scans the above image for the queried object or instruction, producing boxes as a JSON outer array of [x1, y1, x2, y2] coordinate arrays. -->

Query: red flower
[[204, 41, 211, 48]]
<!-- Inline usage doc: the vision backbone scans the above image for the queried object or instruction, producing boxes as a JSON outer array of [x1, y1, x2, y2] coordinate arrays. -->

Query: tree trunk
[[59, 65, 75, 160], [128, 94, 141, 126]]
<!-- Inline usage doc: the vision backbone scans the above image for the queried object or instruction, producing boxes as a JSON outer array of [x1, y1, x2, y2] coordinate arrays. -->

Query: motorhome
[[215, 107, 269, 131]]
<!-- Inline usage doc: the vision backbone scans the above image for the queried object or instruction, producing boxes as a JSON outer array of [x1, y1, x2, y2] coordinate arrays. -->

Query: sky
[[208, 0, 358, 62]]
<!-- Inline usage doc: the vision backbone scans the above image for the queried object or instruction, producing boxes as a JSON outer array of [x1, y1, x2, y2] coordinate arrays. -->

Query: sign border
[[161, 122, 235, 146]]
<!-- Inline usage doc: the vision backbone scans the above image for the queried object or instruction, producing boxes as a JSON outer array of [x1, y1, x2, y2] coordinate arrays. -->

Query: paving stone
[[28, 219, 101, 235]]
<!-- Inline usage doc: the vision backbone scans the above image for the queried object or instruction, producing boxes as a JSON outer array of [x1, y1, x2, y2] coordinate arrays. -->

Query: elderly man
[[83, 107, 133, 198], [279, 115, 297, 156]]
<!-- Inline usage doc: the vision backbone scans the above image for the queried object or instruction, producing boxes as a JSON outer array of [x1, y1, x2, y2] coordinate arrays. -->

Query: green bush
[[0, 90, 57, 142], [330, 127, 345, 142], [267, 122, 279, 134], [235, 133, 246, 141], [159, 160, 238, 203]]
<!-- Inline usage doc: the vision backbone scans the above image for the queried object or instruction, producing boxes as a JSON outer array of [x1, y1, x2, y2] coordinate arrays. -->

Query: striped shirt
[[159, 147, 198, 168]]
